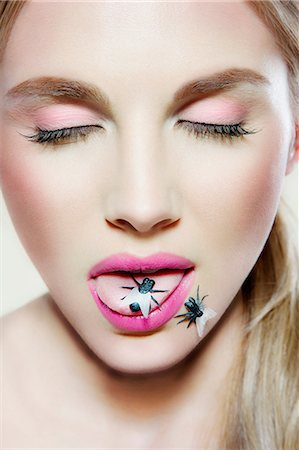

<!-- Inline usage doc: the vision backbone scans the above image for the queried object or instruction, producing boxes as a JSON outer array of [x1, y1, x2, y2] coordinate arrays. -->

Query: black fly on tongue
[[120, 274, 170, 318]]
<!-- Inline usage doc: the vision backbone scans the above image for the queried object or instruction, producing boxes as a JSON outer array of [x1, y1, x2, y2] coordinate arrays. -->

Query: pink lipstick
[[87, 252, 196, 332]]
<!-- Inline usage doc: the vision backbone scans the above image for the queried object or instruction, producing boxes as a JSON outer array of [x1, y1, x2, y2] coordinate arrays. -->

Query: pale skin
[[1, 1, 298, 448]]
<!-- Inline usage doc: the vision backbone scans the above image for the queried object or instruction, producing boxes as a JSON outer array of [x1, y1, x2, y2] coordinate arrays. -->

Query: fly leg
[[150, 288, 169, 293], [150, 295, 161, 307], [150, 286, 169, 308], [174, 312, 193, 324], [120, 285, 134, 300]]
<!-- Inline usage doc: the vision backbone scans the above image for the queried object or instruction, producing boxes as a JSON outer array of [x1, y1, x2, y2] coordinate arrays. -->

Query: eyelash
[[23, 125, 104, 145], [23, 120, 255, 146], [175, 120, 256, 141]]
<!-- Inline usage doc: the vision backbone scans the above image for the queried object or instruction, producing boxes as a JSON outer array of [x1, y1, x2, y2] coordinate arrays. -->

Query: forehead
[[2, 1, 280, 98]]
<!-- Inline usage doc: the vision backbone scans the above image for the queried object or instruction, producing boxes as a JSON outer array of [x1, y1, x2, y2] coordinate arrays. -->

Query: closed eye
[[175, 120, 257, 141], [20, 124, 104, 146], [20, 120, 257, 147]]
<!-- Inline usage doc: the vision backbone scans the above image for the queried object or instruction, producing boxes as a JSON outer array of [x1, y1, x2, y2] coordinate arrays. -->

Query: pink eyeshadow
[[31, 104, 101, 129], [182, 98, 247, 124]]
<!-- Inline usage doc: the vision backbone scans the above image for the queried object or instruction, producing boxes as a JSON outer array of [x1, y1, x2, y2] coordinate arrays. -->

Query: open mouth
[[93, 268, 185, 316], [88, 267, 195, 332]]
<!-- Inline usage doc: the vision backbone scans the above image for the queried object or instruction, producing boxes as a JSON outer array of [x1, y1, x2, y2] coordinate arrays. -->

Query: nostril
[[106, 217, 180, 234], [115, 219, 140, 231], [104, 184, 181, 234], [105, 218, 135, 231], [153, 218, 180, 230], [114, 219, 134, 230]]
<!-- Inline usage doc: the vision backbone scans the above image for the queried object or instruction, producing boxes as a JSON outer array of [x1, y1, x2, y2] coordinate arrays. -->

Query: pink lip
[[87, 252, 196, 332], [88, 252, 195, 277]]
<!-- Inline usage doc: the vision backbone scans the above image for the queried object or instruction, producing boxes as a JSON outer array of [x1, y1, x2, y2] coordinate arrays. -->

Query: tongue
[[94, 270, 185, 317]]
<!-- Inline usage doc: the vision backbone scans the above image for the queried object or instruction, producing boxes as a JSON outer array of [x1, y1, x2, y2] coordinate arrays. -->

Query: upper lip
[[88, 252, 195, 279]]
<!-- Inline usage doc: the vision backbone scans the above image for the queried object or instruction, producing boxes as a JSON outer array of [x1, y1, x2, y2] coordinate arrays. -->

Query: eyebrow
[[5, 76, 113, 116], [173, 68, 269, 102], [4, 68, 269, 116]]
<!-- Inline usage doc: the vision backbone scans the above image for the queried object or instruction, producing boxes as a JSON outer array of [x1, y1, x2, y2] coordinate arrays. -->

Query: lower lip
[[88, 268, 195, 332]]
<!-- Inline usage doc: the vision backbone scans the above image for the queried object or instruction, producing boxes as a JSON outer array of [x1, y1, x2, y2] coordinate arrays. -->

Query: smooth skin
[[1, 1, 298, 448]]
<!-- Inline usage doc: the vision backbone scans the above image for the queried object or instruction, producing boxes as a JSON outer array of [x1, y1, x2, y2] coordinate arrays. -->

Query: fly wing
[[195, 307, 217, 338], [121, 287, 140, 305], [204, 307, 217, 321], [138, 293, 152, 318], [196, 317, 205, 338], [121, 289, 152, 318]]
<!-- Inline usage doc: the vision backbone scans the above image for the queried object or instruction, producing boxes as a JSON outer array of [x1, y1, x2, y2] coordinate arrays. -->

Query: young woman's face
[[0, 1, 295, 373]]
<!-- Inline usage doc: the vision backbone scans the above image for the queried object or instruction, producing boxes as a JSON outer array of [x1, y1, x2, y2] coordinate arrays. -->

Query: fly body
[[120, 275, 169, 318], [175, 285, 217, 337]]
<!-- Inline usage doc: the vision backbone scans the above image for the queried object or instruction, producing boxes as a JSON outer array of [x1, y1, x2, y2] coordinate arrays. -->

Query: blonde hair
[[249, 0, 299, 121], [1, 2, 298, 449], [224, 2, 299, 449]]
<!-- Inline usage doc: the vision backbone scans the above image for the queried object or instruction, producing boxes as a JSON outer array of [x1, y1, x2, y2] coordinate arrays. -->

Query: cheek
[[229, 133, 285, 244], [186, 127, 286, 278], [0, 133, 91, 266], [1, 154, 61, 265], [172, 127, 287, 320]]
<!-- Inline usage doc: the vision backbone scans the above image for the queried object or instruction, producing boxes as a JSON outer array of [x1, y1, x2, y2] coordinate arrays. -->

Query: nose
[[104, 135, 181, 234]]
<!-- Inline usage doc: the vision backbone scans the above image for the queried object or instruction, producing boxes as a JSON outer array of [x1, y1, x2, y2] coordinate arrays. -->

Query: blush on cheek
[[1, 162, 53, 253], [196, 123, 286, 277], [0, 136, 66, 262], [31, 104, 101, 129], [182, 98, 247, 124], [231, 132, 285, 253]]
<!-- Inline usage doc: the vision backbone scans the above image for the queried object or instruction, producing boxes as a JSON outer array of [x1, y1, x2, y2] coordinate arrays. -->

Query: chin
[[99, 352, 184, 375], [88, 331, 198, 375]]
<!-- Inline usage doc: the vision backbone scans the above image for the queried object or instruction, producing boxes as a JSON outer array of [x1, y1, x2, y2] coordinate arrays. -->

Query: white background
[[1, 165, 298, 316]]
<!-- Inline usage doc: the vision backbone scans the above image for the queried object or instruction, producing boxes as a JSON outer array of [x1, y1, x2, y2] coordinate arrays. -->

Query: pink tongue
[[94, 270, 185, 316]]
